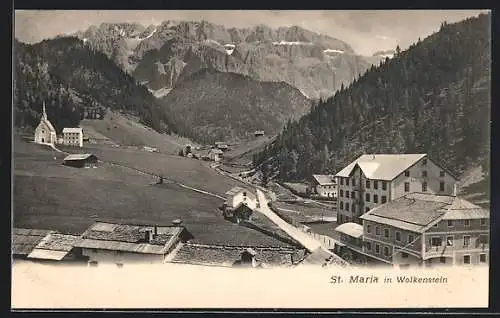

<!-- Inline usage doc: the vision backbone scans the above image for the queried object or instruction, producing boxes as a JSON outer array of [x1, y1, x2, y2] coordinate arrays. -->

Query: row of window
[[430, 234, 488, 247], [365, 241, 391, 257], [436, 219, 487, 228], [339, 178, 388, 190], [404, 181, 445, 192], [366, 224, 416, 244], [404, 169, 446, 178]]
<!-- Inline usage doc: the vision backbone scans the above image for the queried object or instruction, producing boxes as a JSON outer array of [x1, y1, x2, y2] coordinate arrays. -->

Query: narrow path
[[255, 189, 326, 253]]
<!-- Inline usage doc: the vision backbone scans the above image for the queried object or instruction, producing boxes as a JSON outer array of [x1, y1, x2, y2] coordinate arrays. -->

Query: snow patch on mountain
[[323, 49, 344, 54], [148, 87, 172, 98], [142, 28, 157, 40], [272, 41, 313, 46]]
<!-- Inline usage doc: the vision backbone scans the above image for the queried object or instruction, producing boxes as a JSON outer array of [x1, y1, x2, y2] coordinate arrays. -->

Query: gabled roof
[[360, 193, 489, 233], [335, 154, 427, 181], [27, 233, 81, 261], [37, 117, 57, 134], [62, 127, 83, 134], [335, 222, 363, 239], [63, 153, 96, 161], [12, 228, 54, 256], [312, 174, 336, 185], [73, 222, 185, 255]]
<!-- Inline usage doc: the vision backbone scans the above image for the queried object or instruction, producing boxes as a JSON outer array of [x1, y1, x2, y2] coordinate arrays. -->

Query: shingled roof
[[12, 228, 54, 256], [360, 193, 489, 233], [335, 154, 427, 181], [73, 222, 185, 255]]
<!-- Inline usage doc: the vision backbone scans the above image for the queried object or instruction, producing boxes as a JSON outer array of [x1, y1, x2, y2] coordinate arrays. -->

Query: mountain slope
[[160, 69, 312, 144], [13, 36, 173, 134], [74, 21, 372, 100], [255, 14, 490, 183]]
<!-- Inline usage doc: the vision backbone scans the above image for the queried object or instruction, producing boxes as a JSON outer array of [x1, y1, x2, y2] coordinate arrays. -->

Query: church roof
[[38, 117, 56, 134]]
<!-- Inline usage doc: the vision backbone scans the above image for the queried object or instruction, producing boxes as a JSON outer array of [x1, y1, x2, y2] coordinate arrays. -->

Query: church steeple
[[42, 101, 47, 120]]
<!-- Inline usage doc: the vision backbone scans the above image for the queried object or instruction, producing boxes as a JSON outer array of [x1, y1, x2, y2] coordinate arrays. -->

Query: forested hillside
[[161, 69, 312, 144], [255, 13, 490, 181], [13, 37, 174, 134]]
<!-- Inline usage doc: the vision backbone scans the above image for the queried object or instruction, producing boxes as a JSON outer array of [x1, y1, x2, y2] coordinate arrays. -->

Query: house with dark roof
[[12, 228, 54, 259], [222, 187, 258, 222], [73, 221, 193, 267], [357, 193, 489, 268], [63, 153, 98, 168], [335, 154, 460, 225], [27, 233, 84, 262], [311, 174, 337, 199], [171, 243, 306, 268]]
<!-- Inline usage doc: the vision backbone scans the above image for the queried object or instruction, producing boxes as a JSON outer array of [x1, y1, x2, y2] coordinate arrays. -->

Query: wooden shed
[[63, 153, 98, 168]]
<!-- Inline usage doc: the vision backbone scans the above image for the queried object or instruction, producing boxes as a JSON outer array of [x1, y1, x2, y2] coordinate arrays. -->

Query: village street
[[255, 189, 331, 254]]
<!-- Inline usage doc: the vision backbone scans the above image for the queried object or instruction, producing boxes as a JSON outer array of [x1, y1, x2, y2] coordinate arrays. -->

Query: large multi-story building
[[358, 193, 489, 268], [335, 154, 459, 225], [62, 127, 84, 147]]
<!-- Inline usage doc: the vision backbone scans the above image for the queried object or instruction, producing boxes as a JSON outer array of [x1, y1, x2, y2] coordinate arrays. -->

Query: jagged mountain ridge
[[160, 69, 313, 144], [254, 14, 490, 183], [73, 21, 372, 100]]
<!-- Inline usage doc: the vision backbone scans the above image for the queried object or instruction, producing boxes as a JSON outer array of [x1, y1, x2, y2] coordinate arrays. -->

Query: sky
[[14, 10, 488, 56]]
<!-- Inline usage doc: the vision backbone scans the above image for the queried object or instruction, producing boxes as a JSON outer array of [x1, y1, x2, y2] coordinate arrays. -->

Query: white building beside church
[[62, 127, 84, 147], [34, 101, 57, 145]]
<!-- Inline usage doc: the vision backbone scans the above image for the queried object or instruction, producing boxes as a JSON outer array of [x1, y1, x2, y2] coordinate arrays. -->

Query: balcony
[[423, 245, 453, 260]]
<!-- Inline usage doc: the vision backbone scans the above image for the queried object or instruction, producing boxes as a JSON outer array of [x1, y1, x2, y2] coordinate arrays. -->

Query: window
[[478, 234, 488, 244], [384, 246, 390, 257], [375, 226, 380, 236], [464, 220, 470, 227], [446, 236, 454, 246], [365, 207, 370, 212], [439, 182, 445, 192], [401, 252, 408, 258], [374, 181, 379, 190], [340, 189, 344, 197], [373, 195, 379, 204], [367, 224, 372, 233], [381, 196, 387, 204], [340, 201, 344, 210], [382, 181, 387, 191], [352, 178, 356, 186], [408, 234, 415, 244], [447, 220, 453, 227], [243, 192, 247, 196], [345, 203, 349, 211], [433, 222, 439, 228], [340, 178, 344, 185], [431, 237, 442, 247], [463, 255, 471, 264], [384, 228, 390, 238], [480, 219, 486, 226], [346, 191, 350, 198], [440, 170, 445, 177], [351, 191, 355, 199], [479, 254, 487, 263], [365, 242, 372, 251], [404, 170, 410, 177], [375, 244, 380, 254], [404, 182, 410, 192], [366, 180, 371, 188], [422, 182, 427, 192], [366, 192, 371, 202], [422, 170, 428, 178], [440, 257, 446, 264], [351, 204, 356, 213], [422, 158, 427, 165], [395, 231, 401, 242], [346, 178, 350, 186], [463, 236, 471, 247]]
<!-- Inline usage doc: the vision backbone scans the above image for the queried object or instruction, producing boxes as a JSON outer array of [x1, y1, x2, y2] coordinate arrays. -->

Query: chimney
[[143, 229, 153, 242], [153, 226, 158, 236]]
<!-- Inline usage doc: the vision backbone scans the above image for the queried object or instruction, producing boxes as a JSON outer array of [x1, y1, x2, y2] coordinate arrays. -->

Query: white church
[[34, 101, 84, 148], [34, 101, 57, 145]]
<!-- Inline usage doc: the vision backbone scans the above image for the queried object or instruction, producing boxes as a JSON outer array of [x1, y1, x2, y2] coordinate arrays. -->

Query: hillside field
[[13, 135, 294, 247]]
